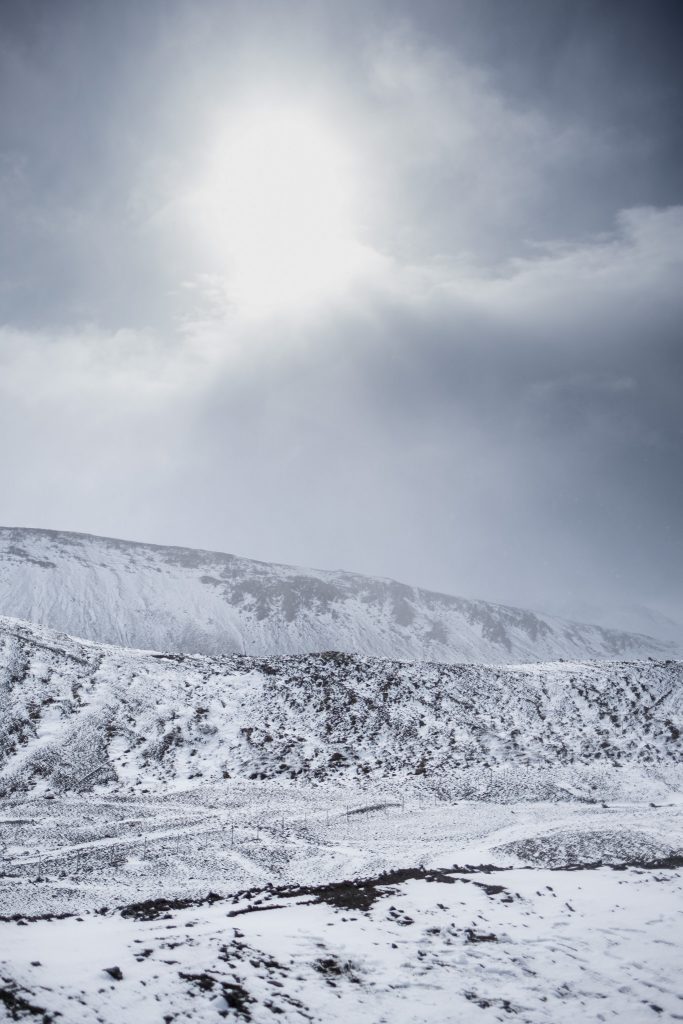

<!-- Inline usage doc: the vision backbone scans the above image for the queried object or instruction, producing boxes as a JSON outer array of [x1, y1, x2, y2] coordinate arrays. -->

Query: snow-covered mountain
[[1, 615, 681, 802], [0, 527, 678, 663]]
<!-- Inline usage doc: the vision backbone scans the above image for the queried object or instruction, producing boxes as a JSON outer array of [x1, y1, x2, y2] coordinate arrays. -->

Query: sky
[[0, 0, 681, 631]]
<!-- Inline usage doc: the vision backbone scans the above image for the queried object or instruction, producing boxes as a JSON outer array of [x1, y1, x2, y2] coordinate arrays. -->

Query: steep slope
[[1, 616, 681, 802], [0, 527, 677, 663]]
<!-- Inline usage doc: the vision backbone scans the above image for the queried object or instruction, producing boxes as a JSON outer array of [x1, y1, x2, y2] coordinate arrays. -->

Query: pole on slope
[[231, 824, 234, 848]]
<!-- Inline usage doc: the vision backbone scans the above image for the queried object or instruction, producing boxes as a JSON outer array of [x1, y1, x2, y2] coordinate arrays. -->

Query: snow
[[1, 614, 681, 1020], [1, 616, 680, 807], [2, 863, 682, 1022], [0, 526, 678, 664]]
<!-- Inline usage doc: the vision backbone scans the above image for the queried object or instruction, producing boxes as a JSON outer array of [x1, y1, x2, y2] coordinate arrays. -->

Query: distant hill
[[0, 526, 678, 664]]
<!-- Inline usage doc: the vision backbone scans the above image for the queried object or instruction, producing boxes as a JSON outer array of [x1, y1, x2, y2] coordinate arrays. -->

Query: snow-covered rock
[[1, 615, 680, 802]]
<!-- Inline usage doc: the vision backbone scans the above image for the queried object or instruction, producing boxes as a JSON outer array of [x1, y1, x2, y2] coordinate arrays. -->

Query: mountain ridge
[[0, 526, 678, 664]]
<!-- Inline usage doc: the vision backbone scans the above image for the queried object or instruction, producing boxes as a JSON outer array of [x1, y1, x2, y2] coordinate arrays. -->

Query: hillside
[[2, 615, 682, 1023], [1, 615, 681, 803], [0, 527, 678, 664]]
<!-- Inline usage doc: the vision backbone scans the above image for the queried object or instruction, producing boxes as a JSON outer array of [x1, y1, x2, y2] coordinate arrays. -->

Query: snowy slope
[[0, 527, 678, 663], [1, 615, 681, 802]]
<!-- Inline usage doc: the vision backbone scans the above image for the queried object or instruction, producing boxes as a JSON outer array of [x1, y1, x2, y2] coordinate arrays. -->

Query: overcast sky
[[0, 0, 681, 628]]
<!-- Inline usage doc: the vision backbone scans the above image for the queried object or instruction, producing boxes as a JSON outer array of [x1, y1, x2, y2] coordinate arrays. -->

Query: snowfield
[[2, 863, 683, 1023], [1, 526, 678, 664], [0, 615, 682, 1021]]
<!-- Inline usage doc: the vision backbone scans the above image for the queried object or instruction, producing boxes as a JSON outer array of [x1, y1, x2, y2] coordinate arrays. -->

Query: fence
[[0, 793, 449, 880]]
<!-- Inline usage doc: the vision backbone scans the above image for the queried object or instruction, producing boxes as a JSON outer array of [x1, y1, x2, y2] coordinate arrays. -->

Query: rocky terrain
[[1, 615, 681, 803]]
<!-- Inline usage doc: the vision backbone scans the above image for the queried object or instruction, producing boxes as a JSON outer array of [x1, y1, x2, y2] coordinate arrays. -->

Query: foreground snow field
[[2, 860, 683, 1023]]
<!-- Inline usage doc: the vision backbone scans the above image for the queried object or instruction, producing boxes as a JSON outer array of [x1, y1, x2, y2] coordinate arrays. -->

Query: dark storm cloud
[[0, 0, 681, 632]]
